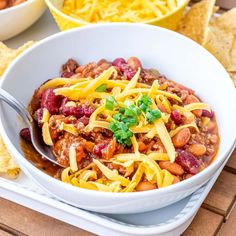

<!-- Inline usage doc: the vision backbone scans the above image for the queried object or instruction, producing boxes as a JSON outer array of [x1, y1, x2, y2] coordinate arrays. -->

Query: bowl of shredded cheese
[[45, 0, 190, 31]]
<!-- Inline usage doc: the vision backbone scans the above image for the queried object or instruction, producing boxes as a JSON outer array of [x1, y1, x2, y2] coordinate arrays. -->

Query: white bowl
[[0, 24, 235, 214], [0, 0, 46, 41]]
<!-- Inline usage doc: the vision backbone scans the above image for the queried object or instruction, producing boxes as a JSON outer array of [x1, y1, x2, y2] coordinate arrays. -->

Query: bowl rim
[[45, 0, 190, 25], [0, 23, 236, 198], [0, 0, 38, 14]]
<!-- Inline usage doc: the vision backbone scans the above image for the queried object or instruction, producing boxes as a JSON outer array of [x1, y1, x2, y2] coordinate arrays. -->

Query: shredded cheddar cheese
[[42, 122, 53, 146], [56, 66, 214, 193], [69, 145, 78, 172], [61, 0, 180, 23], [155, 120, 176, 163], [59, 122, 79, 136], [41, 108, 50, 123]]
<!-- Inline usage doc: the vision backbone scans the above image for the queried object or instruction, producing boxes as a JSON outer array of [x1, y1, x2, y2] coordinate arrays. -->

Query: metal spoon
[[0, 88, 63, 167]]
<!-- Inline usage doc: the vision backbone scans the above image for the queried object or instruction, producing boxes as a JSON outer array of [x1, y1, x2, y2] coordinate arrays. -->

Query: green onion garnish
[[146, 109, 162, 123], [105, 96, 118, 110], [95, 83, 107, 92]]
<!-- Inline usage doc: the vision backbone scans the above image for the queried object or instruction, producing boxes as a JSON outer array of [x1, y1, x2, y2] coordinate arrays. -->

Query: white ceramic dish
[[0, 147, 234, 236], [0, 0, 46, 41], [0, 24, 235, 214]]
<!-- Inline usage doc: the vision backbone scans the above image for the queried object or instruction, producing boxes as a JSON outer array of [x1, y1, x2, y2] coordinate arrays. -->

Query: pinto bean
[[183, 112, 195, 124], [183, 173, 194, 180], [0, 0, 7, 9], [172, 128, 191, 148], [158, 104, 167, 113], [136, 181, 156, 191], [210, 134, 218, 144], [159, 161, 184, 176], [138, 141, 147, 152], [206, 121, 216, 132], [185, 95, 202, 117], [127, 57, 142, 70], [172, 175, 180, 184], [188, 143, 206, 156]]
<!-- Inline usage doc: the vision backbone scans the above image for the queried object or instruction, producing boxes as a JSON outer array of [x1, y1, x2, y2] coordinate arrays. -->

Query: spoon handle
[[0, 88, 33, 124]]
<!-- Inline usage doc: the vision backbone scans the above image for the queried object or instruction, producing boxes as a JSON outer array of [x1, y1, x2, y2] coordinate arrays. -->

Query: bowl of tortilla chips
[[177, 0, 236, 86]]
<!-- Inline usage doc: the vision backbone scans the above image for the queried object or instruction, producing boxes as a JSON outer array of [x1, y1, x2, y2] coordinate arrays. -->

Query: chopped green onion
[[138, 95, 152, 106], [113, 113, 122, 121], [109, 121, 132, 146], [122, 117, 138, 127], [137, 95, 152, 112], [105, 96, 118, 110], [146, 109, 162, 123], [119, 107, 125, 114], [95, 83, 107, 92]]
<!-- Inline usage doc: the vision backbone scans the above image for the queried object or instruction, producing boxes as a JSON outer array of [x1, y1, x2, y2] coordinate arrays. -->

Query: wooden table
[[0, 149, 235, 236]]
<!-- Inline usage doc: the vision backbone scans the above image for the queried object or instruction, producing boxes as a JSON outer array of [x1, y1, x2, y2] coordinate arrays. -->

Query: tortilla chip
[[227, 39, 236, 72], [204, 25, 234, 68], [0, 41, 34, 76], [177, 0, 216, 45], [0, 136, 20, 178], [211, 8, 236, 35]]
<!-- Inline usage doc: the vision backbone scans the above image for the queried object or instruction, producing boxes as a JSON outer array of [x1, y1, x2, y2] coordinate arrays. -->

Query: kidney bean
[[188, 143, 206, 156], [60, 104, 83, 118], [170, 110, 182, 125], [34, 108, 44, 127], [78, 116, 89, 125], [20, 128, 31, 142], [127, 57, 142, 70], [93, 141, 110, 156], [112, 58, 126, 68], [176, 150, 200, 174], [159, 161, 184, 176], [172, 128, 191, 148], [82, 104, 95, 117], [185, 95, 202, 117], [165, 123, 171, 132], [136, 181, 156, 191], [41, 88, 62, 115], [123, 67, 136, 80], [202, 110, 214, 119], [112, 58, 136, 79], [61, 71, 74, 78]]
